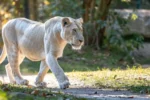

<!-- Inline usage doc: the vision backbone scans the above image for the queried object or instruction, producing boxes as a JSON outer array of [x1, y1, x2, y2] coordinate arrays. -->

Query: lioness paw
[[59, 81, 70, 89], [17, 79, 29, 85], [11, 80, 16, 84], [35, 82, 47, 88]]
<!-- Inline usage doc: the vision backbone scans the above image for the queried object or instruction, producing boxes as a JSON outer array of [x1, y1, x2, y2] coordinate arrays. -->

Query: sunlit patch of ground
[[1, 46, 150, 99], [1, 67, 150, 99], [1, 66, 150, 92], [67, 67, 150, 93]]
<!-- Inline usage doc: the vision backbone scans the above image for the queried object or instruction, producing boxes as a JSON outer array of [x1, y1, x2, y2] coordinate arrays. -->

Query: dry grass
[[67, 66, 150, 93]]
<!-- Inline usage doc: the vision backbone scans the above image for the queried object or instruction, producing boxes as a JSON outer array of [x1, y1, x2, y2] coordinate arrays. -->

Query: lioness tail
[[0, 45, 7, 64]]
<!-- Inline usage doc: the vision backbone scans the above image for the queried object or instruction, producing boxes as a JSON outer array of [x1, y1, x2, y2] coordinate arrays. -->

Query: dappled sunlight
[[0, 0, 150, 99], [1, 67, 150, 92], [67, 67, 150, 93], [0, 90, 7, 100], [0, 67, 150, 99]]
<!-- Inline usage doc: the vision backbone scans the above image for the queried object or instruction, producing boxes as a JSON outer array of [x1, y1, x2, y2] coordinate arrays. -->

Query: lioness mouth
[[71, 44, 80, 46], [71, 44, 82, 50]]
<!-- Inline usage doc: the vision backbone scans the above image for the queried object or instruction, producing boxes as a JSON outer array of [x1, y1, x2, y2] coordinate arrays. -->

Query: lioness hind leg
[[35, 60, 49, 87], [6, 46, 28, 85], [5, 64, 16, 83]]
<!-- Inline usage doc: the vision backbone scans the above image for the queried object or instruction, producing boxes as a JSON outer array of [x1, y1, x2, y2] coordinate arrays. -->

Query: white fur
[[0, 16, 84, 89]]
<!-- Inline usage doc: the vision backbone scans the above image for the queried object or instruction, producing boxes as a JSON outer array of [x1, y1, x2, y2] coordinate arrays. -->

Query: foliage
[[83, 20, 106, 46], [0, 90, 7, 100], [105, 11, 144, 55], [0, 0, 147, 51], [111, 0, 150, 9], [43, 0, 83, 18], [0, 0, 24, 27]]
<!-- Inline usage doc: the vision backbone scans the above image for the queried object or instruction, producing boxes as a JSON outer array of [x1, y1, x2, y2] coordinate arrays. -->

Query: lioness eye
[[73, 29, 76, 32]]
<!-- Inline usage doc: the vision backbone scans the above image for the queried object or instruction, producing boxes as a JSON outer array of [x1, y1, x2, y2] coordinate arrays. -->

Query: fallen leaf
[[31, 90, 39, 95], [41, 92, 46, 97]]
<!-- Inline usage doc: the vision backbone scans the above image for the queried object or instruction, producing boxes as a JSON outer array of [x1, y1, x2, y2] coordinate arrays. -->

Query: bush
[[105, 11, 144, 56]]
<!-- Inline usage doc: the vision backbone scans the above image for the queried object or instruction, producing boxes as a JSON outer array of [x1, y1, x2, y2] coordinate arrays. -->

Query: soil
[[0, 74, 150, 100]]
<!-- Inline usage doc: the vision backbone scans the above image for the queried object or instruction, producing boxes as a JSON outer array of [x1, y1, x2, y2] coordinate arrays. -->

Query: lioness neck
[[44, 17, 67, 58]]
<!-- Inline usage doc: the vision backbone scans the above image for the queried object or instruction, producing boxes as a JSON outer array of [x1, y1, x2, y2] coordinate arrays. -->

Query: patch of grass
[[136, 57, 150, 65], [130, 86, 150, 94], [0, 64, 6, 75], [59, 45, 134, 72], [0, 90, 7, 100], [0, 83, 86, 100], [67, 66, 150, 93], [0, 60, 48, 75], [0, 45, 133, 75], [20, 60, 41, 75], [0, 46, 149, 94]]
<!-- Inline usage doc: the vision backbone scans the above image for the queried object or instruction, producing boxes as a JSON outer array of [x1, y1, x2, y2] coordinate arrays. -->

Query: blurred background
[[0, 0, 150, 74]]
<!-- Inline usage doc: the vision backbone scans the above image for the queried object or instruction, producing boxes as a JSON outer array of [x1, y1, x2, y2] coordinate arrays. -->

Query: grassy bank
[[0, 83, 85, 100], [0, 46, 150, 94], [67, 66, 150, 93], [0, 46, 133, 75]]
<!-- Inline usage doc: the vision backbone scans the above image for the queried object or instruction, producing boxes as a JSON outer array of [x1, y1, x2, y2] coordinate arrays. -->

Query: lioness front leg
[[46, 54, 70, 89], [35, 60, 49, 87]]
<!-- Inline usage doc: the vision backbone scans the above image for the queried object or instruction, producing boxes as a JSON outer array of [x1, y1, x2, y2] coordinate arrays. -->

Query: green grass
[[0, 45, 150, 94], [136, 57, 150, 65], [0, 83, 86, 100], [66, 66, 150, 93], [0, 45, 133, 74], [59, 45, 133, 72]]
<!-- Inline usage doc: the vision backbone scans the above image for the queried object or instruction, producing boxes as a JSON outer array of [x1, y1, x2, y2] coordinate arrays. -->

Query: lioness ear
[[76, 18, 83, 24], [62, 18, 71, 27]]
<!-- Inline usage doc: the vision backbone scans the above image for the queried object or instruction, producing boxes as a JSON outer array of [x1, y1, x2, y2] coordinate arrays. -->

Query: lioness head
[[61, 17, 84, 50]]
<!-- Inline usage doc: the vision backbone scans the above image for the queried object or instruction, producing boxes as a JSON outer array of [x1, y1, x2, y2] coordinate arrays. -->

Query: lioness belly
[[19, 45, 45, 61], [18, 33, 45, 61], [25, 52, 45, 61], [14, 21, 46, 61]]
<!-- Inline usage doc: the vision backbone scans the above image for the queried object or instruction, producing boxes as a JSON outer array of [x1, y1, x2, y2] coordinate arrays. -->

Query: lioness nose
[[79, 39, 83, 43]]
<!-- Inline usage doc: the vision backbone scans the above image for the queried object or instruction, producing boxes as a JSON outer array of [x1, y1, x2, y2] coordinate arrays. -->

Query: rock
[[115, 9, 150, 37], [132, 43, 150, 58], [112, 10, 150, 58]]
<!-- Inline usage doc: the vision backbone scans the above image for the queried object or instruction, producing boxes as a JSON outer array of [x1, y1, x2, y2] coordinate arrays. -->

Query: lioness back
[[2, 18, 46, 61]]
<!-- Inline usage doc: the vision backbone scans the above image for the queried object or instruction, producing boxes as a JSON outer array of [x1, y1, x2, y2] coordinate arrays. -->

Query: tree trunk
[[83, 0, 93, 45], [89, 0, 95, 22], [29, 0, 38, 20], [98, 0, 112, 47], [83, 0, 112, 48], [24, 0, 30, 18], [83, 0, 92, 22]]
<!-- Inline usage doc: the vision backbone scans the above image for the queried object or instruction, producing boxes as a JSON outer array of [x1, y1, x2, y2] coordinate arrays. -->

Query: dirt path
[[0, 74, 150, 100]]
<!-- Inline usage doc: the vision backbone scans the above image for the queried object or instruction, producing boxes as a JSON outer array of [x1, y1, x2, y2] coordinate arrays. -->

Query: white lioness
[[0, 16, 84, 89]]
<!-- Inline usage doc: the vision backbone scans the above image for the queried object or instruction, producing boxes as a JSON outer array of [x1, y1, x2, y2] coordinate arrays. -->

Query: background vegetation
[[0, 0, 150, 99], [1, 0, 149, 51]]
